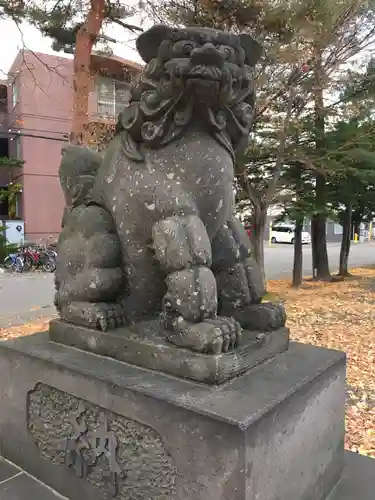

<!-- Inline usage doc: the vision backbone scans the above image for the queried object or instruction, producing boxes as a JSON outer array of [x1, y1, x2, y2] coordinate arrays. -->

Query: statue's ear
[[239, 34, 263, 66], [136, 25, 175, 63]]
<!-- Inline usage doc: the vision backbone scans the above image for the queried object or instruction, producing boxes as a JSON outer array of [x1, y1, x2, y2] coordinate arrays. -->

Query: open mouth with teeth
[[164, 60, 244, 104], [188, 66, 222, 82], [188, 74, 220, 82]]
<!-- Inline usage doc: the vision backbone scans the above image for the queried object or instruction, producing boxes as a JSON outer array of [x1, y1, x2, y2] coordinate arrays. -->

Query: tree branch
[[8, 17, 70, 97], [109, 17, 143, 33], [264, 84, 295, 203]]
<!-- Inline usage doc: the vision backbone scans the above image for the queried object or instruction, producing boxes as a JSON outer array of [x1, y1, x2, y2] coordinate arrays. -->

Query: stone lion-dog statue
[[55, 25, 286, 355]]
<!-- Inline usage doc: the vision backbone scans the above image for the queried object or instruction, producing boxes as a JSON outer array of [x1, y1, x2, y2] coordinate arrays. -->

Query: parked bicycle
[[3, 252, 24, 272], [21, 244, 56, 273]]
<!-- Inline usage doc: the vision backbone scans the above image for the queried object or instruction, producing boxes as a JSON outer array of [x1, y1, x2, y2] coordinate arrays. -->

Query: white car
[[271, 225, 311, 244]]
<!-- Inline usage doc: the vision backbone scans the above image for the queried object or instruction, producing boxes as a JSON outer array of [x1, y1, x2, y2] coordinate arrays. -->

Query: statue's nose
[[191, 43, 224, 68]]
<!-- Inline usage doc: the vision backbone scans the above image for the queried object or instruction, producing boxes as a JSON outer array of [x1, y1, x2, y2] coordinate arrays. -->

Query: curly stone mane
[[115, 26, 262, 163]]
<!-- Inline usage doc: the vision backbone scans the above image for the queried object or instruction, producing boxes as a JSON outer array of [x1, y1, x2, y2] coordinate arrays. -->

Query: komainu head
[[117, 25, 262, 161]]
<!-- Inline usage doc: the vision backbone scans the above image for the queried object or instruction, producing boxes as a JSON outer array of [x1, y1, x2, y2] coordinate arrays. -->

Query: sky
[[0, 15, 146, 78]]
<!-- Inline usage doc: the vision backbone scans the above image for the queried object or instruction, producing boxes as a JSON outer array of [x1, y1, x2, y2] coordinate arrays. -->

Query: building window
[[15, 191, 22, 218], [12, 79, 19, 108], [0, 85, 7, 113], [97, 77, 130, 118]]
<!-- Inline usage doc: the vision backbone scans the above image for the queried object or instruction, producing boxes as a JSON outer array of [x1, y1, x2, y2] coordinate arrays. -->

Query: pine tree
[[148, 0, 375, 276], [24, 1, 142, 144], [0, 0, 25, 20]]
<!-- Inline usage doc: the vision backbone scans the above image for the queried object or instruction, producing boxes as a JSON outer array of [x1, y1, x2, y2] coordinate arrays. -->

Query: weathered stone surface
[[27, 383, 176, 500], [49, 318, 290, 384], [3, 451, 372, 500], [0, 470, 66, 500], [0, 333, 345, 500], [53, 23, 286, 361], [54, 146, 125, 332]]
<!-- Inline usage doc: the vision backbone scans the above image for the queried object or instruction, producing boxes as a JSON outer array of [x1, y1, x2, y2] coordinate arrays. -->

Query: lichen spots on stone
[[106, 171, 115, 184]]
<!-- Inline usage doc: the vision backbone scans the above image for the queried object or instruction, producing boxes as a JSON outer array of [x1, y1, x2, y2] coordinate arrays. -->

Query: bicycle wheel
[[23, 255, 33, 272], [3, 256, 14, 269], [15, 256, 24, 273], [42, 256, 56, 272]]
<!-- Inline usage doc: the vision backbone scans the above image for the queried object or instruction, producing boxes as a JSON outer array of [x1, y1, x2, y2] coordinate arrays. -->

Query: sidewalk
[[0, 457, 66, 499]]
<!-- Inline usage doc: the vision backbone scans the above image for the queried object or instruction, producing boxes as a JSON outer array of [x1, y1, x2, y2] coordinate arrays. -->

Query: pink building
[[0, 50, 141, 241]]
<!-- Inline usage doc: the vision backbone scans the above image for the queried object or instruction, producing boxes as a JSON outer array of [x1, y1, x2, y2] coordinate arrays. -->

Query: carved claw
[[167, 315, 242, 354], [59, 302, 128, 331], [94, 303, 128, 331]]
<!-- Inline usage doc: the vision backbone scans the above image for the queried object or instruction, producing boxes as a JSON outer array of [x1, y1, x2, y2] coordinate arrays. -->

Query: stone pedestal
[[49, 318, 290, 384], [0, 332, 345, 500]]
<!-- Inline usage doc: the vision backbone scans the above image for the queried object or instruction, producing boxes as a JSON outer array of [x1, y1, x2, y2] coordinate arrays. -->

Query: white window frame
[[14, 190, 21, 218], [14, 136, 21, 159], [12, 79, 19, 108], [96, 77, 129, 118]]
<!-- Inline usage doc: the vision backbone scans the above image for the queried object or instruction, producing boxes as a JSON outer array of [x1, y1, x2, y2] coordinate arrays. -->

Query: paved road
[[264, 241, 375, 279], [0, 272, 57, 327], [0, 242, 374, 327]]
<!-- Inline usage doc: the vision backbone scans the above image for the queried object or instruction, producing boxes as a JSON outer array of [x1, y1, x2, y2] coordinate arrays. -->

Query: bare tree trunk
[[353, 220, 360, 240], [339, 203, 352, 276], [250, 204, 266, 274], [292, 215, 303, 287], [312, 47, 331, 280], [70, 0, 106, 144], [311, 212, 330, 279], [237, 84, 295, 287]]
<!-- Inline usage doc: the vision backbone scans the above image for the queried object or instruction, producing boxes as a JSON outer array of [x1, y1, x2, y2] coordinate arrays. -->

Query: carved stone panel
[[27, 383, 176, 499]]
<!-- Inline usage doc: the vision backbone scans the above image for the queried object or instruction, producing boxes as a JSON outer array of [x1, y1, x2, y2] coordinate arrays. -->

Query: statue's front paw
[[233, 302, 286, 331], [167, 316, 242, 354], [92, 303, 128, 331], [59, 301, 127, 331]]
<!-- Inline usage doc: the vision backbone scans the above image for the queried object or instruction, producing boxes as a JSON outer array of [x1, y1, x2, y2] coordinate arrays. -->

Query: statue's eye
[[183, 43, 195, 55], [172, 40, 196, 56], [220, 46, 234, 61]]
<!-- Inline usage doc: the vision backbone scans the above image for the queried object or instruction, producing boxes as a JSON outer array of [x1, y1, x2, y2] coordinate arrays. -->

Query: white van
[[271, 224, 311, 244]]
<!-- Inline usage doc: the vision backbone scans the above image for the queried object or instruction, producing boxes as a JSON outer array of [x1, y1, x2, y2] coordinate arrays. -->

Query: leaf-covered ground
[[1, 268, 374, 456], [0, 319, 50, 340], [268, 267, 375, 458]]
